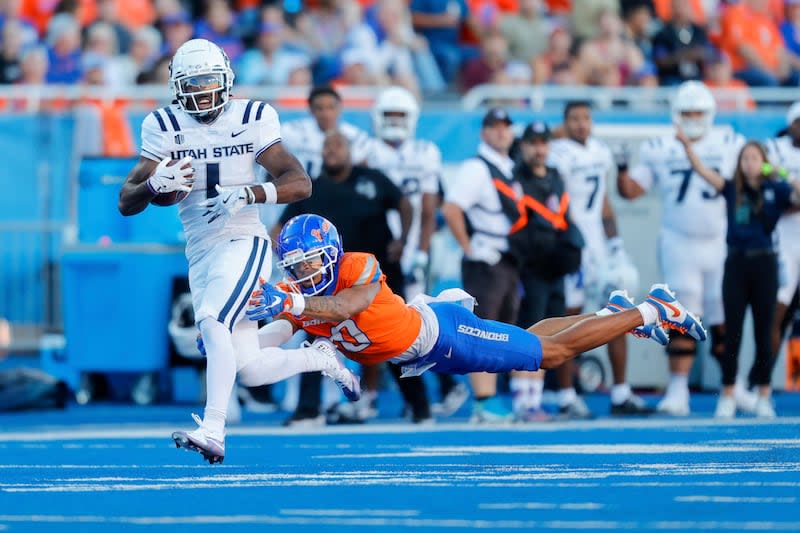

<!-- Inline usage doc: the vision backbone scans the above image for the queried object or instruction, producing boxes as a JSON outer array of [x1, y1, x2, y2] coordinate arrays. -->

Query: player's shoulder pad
[[338, 252, 382, 288], [143, 106, 180, 133], [239, 99, 276, 125]]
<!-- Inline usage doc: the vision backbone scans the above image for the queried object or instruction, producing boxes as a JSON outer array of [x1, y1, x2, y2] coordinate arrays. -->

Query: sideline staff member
[[442, 107, 521, 423]]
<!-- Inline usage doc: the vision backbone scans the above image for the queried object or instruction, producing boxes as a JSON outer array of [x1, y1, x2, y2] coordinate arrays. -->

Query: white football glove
[[466, 243, 501, 266], [200, 184, 254, 224], [146, 156, 194, 194], [602, 237, 639, 295]]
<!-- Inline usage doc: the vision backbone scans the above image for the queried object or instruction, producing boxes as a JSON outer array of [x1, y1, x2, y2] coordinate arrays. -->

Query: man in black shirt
[[651, 0, 709, 85], [276, 131, 432, 425]]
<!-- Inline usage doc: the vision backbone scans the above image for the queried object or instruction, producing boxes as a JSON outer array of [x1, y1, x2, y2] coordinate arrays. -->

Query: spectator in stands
[[295, 0, 354, 83], [160, 11, 193, 57], [576, 9, 657, 86], [703, 48, 756, 110], [652, 0, 705, 26], [340, 1, 421, 95], [410, 0, 471, 84], [236, 7, 311, 85], [531, 26, 576, 84], [19, 0, 96, 36], [1, 18, 26, 84], [652, 0, 710, 85], [18, 44, 48, 85], [569, 0, 620, 41], [499, 0, 551, 64], [92, 0, 131, 54], [115, 25, 162, 86], [83, 22, 126, 87], [356, 0, 444, 93], [194, 0, 245, 62], [678, 134, 800, 418], [781, 0, 800, 70], [461, 33, 531, 91], [621, 0, 655, 69], [45, 13, 82, 83], [719, 0, 799, 86]]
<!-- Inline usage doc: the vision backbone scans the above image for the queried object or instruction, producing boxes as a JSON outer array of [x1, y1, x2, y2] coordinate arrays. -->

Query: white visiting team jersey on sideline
[[364, 138, 442, 271], [281, 117, 370, 179], [765, 136, 800, 248], [547, 136, 614, 253], [630, 127, 745, 240], [140, 99, 276, 263]]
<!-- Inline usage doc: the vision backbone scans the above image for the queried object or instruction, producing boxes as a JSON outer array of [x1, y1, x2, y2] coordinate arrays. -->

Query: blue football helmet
[[277, 214, 344, 296]]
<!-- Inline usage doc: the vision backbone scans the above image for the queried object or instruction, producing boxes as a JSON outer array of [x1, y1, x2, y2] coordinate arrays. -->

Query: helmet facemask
[[278, 245, 340, 296], [376, 110, 413, 143], [172, 71, 230, 123]]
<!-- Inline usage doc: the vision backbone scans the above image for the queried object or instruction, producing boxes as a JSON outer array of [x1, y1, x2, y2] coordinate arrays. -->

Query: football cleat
[[656, 393, 690, 416], [311, 338, 361, 402], [172, 414, 225, 464], [644, 284, 707, 341], [605, 290, 669, 346]]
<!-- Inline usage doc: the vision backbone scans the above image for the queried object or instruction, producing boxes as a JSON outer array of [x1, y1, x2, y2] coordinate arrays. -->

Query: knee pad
[[710, 324, 726, 359], [666, 333, 696, 357]]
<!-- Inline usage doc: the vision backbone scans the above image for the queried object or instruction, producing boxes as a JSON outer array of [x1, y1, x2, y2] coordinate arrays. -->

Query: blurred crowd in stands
[[1, 0, 799, 97]]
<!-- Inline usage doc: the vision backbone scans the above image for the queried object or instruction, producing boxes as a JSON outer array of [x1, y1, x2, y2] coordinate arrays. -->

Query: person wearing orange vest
[[503, 121, 584, 421]]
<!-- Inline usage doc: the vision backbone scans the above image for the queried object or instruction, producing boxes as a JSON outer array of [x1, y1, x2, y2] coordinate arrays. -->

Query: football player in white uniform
[[366, 86, 440, 299], [765, 102, 800, 360], [548, 101, 651, 418], [281, 85, 371, 179], [363, 86, 469, 418], [618, 80, 749, 416], [119, 40, 359, 464]]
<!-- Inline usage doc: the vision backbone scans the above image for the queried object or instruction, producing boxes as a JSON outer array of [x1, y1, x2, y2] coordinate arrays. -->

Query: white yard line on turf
[[1, 417, 800, 442]]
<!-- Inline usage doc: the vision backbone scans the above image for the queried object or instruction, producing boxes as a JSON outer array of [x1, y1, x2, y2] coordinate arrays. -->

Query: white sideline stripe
[[0, 515, 799, 530], [316, 444, 765, 458], [279, 509, 421, 517], [480, 502, 604, 510], [2, 417, 800, 442], [675, 496, 797, 504]]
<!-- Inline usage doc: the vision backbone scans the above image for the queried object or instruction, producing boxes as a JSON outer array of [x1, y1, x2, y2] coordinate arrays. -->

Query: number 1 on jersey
[[206, 162, 220, 198]]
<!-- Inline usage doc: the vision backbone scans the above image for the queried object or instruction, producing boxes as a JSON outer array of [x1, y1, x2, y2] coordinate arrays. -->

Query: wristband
[[145, 178, 158, 195], [262, 182, 278, 205], [288, 293, 305, 316], [245, 186, 256, 205]]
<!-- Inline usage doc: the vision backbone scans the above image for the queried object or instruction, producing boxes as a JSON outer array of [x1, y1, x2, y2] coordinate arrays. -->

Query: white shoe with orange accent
[[644, 284, 707, 341]]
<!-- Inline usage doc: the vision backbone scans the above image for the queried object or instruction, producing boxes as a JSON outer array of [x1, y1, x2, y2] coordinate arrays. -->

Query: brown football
[[150, 158, 193, 206]]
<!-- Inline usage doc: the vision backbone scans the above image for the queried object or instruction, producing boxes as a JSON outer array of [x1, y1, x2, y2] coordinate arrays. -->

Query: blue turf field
[[1, 394, 799, 532]]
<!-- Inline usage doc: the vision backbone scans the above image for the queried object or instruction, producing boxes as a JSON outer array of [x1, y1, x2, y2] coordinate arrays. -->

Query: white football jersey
[[764, 136, 800, 248], [630, 128, 744, 240], [547, 136, 614, 251], [140, 99, 276, 260], [364, 138, 442, 270], [281, 117, 371, 179]]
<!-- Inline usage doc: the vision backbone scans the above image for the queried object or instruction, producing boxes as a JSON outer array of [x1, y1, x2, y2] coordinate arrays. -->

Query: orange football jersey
[[283, 252, 422, 365]]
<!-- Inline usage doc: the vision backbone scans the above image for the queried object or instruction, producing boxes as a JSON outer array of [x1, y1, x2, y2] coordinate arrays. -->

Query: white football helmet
[[169, 39, 234, 123], [671, 81, 716, 140], [168, 293, 202, 359], [372, 86, 419, 143]]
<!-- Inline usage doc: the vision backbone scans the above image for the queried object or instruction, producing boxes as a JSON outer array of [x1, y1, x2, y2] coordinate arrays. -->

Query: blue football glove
[[246, 278, 304, 320]]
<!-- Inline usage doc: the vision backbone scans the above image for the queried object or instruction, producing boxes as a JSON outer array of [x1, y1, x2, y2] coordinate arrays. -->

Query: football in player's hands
[[150, 158, 194, 206]]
